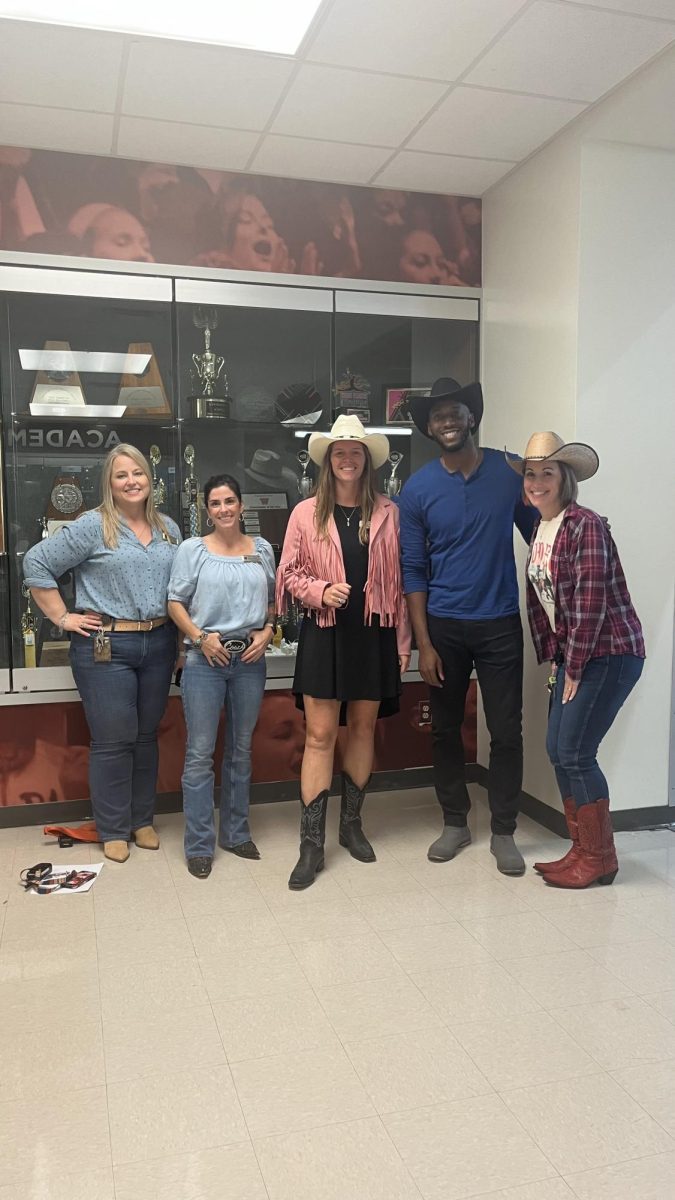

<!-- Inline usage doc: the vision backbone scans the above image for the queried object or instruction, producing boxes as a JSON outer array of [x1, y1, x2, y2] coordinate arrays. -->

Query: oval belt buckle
[[222, 638, 247, 654]]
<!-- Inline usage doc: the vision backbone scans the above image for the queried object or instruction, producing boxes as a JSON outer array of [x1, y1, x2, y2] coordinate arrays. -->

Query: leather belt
[[99, 616, 169, 633]]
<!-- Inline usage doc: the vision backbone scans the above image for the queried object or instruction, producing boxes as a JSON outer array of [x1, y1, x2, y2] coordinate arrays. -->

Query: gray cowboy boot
[[288, 790, 329, 890], [339, 772, 376, 863]]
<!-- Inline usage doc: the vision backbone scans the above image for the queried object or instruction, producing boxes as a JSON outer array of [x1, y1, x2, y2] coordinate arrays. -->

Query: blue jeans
[[180, 651, 266, 858], [546, 654, 643, 807], [70, 623, 175, 842]]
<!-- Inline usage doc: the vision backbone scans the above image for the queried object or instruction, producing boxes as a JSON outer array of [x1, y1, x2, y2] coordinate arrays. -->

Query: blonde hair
[[314, 443, 377, 545], [98, 443, 171, 548]]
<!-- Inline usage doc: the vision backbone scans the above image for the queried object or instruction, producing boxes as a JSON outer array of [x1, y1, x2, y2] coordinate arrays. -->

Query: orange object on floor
[[43, 821, 100, 847]]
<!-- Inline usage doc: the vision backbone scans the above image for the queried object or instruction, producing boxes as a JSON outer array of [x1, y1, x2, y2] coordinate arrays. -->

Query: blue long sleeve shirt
[[399, 449, 535, 620]]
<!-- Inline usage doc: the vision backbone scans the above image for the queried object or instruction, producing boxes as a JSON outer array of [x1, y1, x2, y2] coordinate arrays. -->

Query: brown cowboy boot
[[534, 798, 579, 874], [542, 799, 618, 889], [339, 772, 376, 863]]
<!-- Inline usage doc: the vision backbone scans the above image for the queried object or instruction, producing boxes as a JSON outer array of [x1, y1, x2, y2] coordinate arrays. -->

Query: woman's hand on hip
[[241, 627, 274, 664], [201, 633, 229, 667], [322, 583, 351, 608], [63, 611, 103, 637], [562, 676, 579, 704]]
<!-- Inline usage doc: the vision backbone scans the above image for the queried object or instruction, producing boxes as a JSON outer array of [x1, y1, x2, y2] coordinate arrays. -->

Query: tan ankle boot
[[133, 826, 160, 850], [104, 840, 130, 863]]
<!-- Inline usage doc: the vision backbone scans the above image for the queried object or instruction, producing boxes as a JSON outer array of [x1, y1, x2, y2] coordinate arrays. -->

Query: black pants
[[427, 613, 524, 835]]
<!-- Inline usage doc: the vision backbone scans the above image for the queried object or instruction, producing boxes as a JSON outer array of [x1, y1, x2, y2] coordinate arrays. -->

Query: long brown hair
[[98, 444, 171, 548], [313, 443, 377, 546]]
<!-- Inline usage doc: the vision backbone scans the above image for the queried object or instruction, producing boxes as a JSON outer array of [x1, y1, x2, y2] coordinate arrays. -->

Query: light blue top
[[168, 536, 275, 642], [23, 509, 182, 620]]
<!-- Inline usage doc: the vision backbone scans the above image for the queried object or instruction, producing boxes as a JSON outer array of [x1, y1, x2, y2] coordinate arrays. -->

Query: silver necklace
[[336, 505, 359, 528]]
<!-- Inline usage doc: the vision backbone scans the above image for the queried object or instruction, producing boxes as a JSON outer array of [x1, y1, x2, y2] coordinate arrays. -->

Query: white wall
[[481, 46, 675, 814]]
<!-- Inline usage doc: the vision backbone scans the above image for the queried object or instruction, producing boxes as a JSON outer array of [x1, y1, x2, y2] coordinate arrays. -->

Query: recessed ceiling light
[[0, 1, 324, 54]]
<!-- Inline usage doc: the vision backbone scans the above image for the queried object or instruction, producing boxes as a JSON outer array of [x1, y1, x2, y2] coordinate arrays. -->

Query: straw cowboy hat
[[407, 377, 484, 439], [507, 432, 599, 481], [308, 414, 390, 470]]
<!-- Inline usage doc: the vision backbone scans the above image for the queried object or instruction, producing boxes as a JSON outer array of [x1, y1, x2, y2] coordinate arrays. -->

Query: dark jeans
[[547, 654, 643, 807], [427, 613, 524, 835], [70, 623, 175, 843]]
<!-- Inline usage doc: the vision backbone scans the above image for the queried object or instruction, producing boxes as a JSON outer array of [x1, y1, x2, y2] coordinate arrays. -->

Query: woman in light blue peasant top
[[23, 444, 180, 863], [168, 473, 276, 878]]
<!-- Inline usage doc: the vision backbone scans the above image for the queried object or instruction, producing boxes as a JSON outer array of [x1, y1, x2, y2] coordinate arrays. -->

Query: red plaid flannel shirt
[[525, 502, 645, 684]]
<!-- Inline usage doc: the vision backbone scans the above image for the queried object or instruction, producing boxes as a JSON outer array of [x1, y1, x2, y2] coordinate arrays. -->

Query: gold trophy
[[21, 585, 37, 669], [149, 445, 166, 507], [188, 309, 231, 419]]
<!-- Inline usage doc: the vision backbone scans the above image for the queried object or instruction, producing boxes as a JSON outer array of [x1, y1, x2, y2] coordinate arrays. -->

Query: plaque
[[44, 473, 85, 535], [118, 343, 171, 416], [334, 368, 371, 421], [29, 341, 86, 415]]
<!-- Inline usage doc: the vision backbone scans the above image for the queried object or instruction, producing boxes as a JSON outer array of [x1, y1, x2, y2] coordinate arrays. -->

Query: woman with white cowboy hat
[[510, 433, 645, 889], [277, 414, 411, 890]]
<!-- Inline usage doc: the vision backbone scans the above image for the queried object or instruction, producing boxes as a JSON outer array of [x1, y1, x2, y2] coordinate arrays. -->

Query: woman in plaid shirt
[[509, 433, 645, 889]]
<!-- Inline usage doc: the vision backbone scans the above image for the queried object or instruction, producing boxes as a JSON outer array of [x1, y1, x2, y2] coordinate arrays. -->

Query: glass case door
[[175, 278, 333, 679], [0, 416, 9, 692], [0, 266, 175, 693]]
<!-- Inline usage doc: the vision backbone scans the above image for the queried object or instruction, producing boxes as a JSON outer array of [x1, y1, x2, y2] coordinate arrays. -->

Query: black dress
[[292, 506, 401, 720]]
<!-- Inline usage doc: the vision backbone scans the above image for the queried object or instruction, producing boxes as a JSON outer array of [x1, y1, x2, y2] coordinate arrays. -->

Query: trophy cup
[[296, 450, 313, 499], [384, 451, 403, 498], [149, 445, 166, 508], [188, 308, 231, 419], [182, 445, 200, 537]]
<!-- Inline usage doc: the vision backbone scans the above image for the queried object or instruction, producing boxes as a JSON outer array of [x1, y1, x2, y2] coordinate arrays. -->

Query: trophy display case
[[0, 267, 177, 692], [0, 265, 480, 698]]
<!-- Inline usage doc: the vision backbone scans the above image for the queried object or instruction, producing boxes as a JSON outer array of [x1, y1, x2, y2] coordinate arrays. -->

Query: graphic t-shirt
[[527, 509, 566, 631]]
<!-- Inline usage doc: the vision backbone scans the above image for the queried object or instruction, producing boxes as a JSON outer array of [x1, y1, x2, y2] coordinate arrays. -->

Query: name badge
[[242, 554, 262, 565]]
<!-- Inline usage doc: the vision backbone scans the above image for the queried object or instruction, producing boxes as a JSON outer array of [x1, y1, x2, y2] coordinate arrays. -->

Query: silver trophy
[[182, 445, 200, 537], [149, 445, 166, 508], [384, 451, 403, 497], [296, 450, 313, 499], [189, 308, 231, 419]]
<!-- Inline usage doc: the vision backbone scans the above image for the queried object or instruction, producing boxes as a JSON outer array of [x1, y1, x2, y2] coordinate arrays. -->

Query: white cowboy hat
[[507, 432, 599, 481], [308, 414, 390, 470]]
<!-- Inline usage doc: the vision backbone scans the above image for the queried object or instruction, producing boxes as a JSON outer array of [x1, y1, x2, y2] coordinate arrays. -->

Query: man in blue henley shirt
[[400, 378, 535, 875]]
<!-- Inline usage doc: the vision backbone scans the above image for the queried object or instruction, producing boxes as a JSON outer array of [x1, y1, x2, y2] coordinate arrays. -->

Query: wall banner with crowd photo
[[0, 146, 481, 287]]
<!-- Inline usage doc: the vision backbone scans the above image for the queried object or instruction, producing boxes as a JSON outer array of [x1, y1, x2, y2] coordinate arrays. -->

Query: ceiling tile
[[568, 1, 675, 17], [117, 118, 259, 171], [374, 150, 514, 194], [123, 41, 295, 127], [250, 135, 391, 184], [0, 19, 123, 111], [409, 86, 586, 158], [306, 0, 527, 80], [271, 64, 445, 145], [0, 104, 114, 155], [466, 0, 675, 100]]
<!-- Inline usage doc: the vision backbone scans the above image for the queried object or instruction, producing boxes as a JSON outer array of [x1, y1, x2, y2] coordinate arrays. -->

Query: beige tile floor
[[1, 784, 674, 1199]]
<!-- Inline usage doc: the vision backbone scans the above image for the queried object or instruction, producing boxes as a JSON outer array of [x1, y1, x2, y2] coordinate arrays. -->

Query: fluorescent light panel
[[19, 350, 151, 373], [294, 428, 412, 438], [0, 1, 324, 53]]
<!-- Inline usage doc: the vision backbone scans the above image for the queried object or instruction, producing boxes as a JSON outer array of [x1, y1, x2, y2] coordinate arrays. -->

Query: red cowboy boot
[[534, 798, 579, 874], [542, 799, 618, 889]]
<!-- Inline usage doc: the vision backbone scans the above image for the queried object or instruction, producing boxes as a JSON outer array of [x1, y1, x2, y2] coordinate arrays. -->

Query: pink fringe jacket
[[276, 495, 412, 657]]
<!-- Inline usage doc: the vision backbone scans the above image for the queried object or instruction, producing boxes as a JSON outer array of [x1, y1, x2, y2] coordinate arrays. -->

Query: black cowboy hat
[[407, 377, 484, 439]]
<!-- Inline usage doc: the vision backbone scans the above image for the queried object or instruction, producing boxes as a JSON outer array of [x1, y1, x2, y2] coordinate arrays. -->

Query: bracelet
[[57, 611, 69, 630]]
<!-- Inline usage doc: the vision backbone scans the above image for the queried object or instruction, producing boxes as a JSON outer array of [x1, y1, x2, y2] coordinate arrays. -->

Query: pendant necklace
[[337, 505, 359, 528]]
